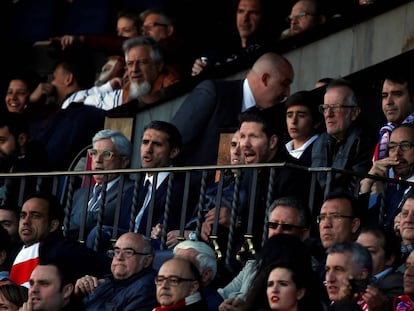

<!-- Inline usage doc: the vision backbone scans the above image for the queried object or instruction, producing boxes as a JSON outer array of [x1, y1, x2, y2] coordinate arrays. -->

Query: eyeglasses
[[287, 11, 316, 22], [142, 22, 168, 32], [316, 214, 353, 224], [87, 149, 117, 160], [318, 105, 357, 114], [387, 141, 414, 153], [107, 248, 149, 258], [267, 222, 304, 231], [154, 276, 195, 286]]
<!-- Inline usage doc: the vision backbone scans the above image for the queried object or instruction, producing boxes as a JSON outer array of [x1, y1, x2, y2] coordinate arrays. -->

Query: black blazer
[[171, 79, 245, 166]]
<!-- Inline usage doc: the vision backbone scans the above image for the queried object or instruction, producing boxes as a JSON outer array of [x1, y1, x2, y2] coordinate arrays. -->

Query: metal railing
[[1, 162, 412, 266]]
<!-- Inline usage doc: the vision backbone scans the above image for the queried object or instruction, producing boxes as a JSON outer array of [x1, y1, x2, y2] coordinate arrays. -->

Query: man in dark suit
[[68, 129, 134, 246], [171, 52, 294, 167], [133, 121, 193, 249]]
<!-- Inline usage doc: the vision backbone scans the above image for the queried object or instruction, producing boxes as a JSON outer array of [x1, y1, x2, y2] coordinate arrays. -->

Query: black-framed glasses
[[287, 11, 317, 22], [142, 22, 168, 32], [107, 248, 149, 258], [318, 105, 357, 114], [387, 141, 414, 153], [267, 222, 304, 231], [87, 149, 117, 160], [316, 214, 353, 224], [154, 276, 195, 287]]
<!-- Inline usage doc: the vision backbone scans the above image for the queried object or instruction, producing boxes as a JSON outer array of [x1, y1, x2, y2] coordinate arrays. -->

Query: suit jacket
[[69, 177, 135, 237], [133, 172, 193, 237], [171, 79, 287, 166], [373, 269, 404, 299]]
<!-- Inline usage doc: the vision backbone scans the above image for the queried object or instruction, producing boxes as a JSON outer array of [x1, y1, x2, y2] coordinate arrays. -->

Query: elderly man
[[74, 232, 157, 311], [154, 257, 208, 311], [69, 129, 134, 247], [173, 241, 222, 311], [397, 189, 414, 269], [61, 36, 180, 110], [311, 78, 376, 195]]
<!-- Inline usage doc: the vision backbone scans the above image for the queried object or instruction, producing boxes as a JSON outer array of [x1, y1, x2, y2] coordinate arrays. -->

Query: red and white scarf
[[9, 242, 39, 288]]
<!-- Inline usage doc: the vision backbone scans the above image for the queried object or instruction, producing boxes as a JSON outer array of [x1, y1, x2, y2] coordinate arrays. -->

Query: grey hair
[[173, 240, 217, 281], [92, 129, 132, 157], [122, 36, 163, 64], [326, 242, 372, 275], [269, 196, 310, 228]]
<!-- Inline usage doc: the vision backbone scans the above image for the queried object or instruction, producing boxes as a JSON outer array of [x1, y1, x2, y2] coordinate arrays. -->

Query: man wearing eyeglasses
[[69, 129, 135, 248], [311, 78, 376, 196], [140, 8, 195, 77], [280, 0, 326, 40], [315, 192, 361, 282], [360, 124, 414, 228], [154, 257, 208, 311], [74, 232, 158, 311], [217, 196, 315, 311]]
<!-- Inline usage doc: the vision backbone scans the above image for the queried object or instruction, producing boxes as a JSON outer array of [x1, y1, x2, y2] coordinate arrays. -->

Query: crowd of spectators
[[1, 0, 414, 310]]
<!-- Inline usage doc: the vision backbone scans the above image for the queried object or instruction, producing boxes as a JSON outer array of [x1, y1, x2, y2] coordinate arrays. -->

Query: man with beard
[[0, 112, 48, 206], [360, 124, 414, 228], [61, 36, 180, 111]]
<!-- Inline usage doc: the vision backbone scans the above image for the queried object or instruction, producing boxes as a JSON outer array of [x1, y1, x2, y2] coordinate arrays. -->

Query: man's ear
[[50, 219, 60, 232], [166, 25, 174, 37], [121, 156, 130, 169], [189, 280, 200, 295], [350, 106, 361, 121], [17, 133, 28, 149], [269, 134, 278, 151], [169, 147, 180, 160], [351, 218, 361, 234], [62, 283, 74, 300], [65, 72, 74, 86]]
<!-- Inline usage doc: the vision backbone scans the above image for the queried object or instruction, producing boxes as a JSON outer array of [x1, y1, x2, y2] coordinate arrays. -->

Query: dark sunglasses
[[267, 222, 304, 231]]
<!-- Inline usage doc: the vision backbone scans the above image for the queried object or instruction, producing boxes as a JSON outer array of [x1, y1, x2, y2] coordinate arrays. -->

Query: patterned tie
[[88, 185, 102, 212]]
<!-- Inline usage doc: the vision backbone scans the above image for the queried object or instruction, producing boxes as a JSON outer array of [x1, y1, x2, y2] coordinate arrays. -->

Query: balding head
[[247, 52, 294, 109]]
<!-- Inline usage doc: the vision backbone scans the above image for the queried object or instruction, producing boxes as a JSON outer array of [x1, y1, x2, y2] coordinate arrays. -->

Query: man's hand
[[18, 296, 33, 311], [360, 157, 399, 193], [74, 275, 102, 296], [29, 83, 55, 103], [166, 230, 191, 249], [362, 285, 389, 311], [201, 207, 231, 241], [218, 297, 244, 311]]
